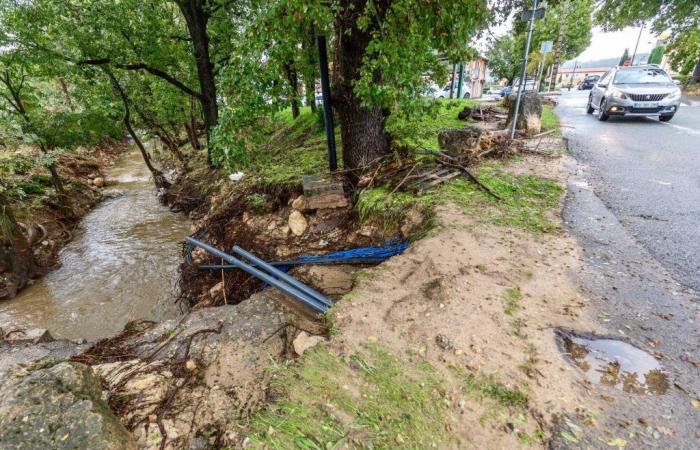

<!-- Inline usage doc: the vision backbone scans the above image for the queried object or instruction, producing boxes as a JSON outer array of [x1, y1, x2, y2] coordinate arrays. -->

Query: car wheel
[[597, 99, 609, 121], [463, 93, 471, 99], [659, 114, 674, 122], [586, 96, 594, 114]]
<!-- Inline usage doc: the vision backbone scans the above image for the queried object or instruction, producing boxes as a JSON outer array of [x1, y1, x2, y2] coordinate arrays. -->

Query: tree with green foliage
[[597, 0, 700, 83], [647, 45, 665, 65], [487, 35, 522, 84], [215, 0, 494, 171], [619, 48, 630, 66], [486, 0, 592, 90]]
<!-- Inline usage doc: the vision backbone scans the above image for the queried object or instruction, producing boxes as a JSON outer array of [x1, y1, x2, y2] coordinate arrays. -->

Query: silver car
[[587, 65, 681, 122]]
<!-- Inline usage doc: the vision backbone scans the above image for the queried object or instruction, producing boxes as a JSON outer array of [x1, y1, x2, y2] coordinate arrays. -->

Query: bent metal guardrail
[[184, 237, 331, 314]]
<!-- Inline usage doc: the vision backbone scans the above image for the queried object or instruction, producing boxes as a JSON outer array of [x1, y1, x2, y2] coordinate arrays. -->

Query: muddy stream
[[0, 150, 190, 341]]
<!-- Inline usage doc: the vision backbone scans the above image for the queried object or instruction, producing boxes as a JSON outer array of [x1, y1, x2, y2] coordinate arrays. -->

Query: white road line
[[659, 121, 700, 137], [644, 117, 700, 137]]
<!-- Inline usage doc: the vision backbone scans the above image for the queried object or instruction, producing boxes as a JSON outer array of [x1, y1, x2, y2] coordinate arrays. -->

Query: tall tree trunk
[[549, 0, 568, 91], [302, 25, 317, 112], [692, 58, 700, 84], [104, 69, 170, 190], [334, 0, 391, 171], [284, 62, 300, 119], [175, 0, 217, 163], [188, 96, 202, 150]]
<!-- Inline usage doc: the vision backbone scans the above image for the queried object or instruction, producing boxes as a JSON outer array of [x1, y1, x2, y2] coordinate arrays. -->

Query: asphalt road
[[561, 91, 700, 291], [555, 90, 700, 449]]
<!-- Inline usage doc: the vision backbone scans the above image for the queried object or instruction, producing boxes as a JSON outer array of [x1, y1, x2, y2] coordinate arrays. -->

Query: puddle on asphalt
[[556, 330, 669, 395]]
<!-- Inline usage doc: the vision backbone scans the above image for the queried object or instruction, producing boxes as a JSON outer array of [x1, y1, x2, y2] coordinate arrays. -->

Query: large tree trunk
[[692, 58, 700, 84], [302, 25, 317, 112], [334, 0, 391, 171], [175, 1, 218, 162], [188, 96, 202, 150]]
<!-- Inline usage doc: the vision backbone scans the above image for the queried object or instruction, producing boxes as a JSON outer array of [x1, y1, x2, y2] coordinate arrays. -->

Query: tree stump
[[506, 93, 542, 135], [438, 127, 483, 163]]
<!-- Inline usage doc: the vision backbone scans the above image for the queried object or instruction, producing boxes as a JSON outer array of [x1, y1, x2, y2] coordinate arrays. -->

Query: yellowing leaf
[[560, 431, 579, 443], [607, 437, 627, 448]]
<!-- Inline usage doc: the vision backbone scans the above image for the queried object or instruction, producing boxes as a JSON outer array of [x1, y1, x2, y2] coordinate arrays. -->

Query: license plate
[[634, 101, 658, 108]]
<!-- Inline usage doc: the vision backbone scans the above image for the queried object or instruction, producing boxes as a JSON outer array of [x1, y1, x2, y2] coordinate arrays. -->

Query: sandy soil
[[326, 154, 608, 448]]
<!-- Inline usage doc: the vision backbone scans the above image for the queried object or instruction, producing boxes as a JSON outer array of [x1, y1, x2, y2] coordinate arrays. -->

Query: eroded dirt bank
[[0, 150, 191, 340], [0, 141, 129, 300]]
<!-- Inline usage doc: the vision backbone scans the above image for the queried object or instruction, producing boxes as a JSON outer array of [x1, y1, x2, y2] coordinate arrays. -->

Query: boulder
[[4, 328, 54, 344], [0, 339, 88, 377], [90, 292, 311, 450], [506, 92, 542, 134], [93, 177, 105, 188], [438, 127, 483, 158], [292, 193, 348, 211], [292, 265, 355, 296], [292, 331, 325, 356], [0, 362, 137, 450], [208, 281, 224, 299], [288, 210, 308, 236]]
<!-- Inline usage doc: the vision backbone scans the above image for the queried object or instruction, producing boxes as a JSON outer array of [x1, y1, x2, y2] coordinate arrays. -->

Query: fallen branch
[[390, 164, 417, 194], [529, 129, 556, 139], [418, 148, 502, 201], [442, 160, 503, 201]]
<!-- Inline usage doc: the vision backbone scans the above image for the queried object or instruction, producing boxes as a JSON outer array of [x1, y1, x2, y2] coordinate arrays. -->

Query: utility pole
[[510, 0, 541, 139], [456, 63, 465, 98], [631, 23, 645, 66], [317, 36, 337, 172]]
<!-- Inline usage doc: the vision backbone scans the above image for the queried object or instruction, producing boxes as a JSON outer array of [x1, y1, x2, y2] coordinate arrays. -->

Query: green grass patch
[[450, 365, 528, 409], [388, 99, 476, 149], [540, 105, 560, 136], [248, 345, 454, 449], [502, 287, 522, 316], [444, 166, 563, 233], [357, 186, 434, 223]]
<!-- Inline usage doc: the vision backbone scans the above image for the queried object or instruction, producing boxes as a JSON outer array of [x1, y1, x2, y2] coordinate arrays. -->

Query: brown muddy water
[[558, 331, 669, 395], [0, 151, 190, 341]]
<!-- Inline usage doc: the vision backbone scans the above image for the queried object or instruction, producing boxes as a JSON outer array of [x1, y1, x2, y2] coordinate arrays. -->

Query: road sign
[[540, 40, 553, 54], [521, 7, 546, 21]]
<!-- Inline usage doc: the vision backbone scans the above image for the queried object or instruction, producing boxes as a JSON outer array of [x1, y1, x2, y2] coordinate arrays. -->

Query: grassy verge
[[247, 344, 535, 449], [248, 345, 454, 449], [356, 163, 563, 235], [540, 105, 560, 136], [388, 98, 477, 149]]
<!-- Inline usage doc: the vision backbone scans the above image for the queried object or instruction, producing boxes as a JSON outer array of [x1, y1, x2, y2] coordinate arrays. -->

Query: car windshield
[[613, 68, 672, 84]]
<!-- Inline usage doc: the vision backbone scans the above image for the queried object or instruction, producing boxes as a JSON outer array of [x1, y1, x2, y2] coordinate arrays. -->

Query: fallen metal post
[[232, 246, 333, 308], [185, 237, 328, 313]]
